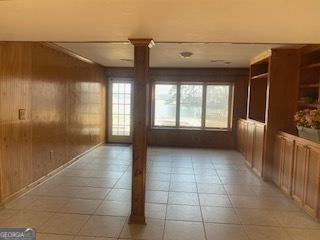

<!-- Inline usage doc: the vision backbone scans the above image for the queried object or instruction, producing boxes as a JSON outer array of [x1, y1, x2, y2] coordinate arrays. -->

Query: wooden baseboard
[[0, 142, 104, 207]]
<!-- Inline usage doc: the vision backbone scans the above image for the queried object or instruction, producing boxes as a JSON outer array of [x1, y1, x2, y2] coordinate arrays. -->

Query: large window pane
[[206, 85, 230, 128], [154, 84, 177, 126], [180, 85, 203, 127]]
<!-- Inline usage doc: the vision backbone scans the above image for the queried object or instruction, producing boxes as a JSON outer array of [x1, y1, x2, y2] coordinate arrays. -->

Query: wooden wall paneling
[[31, 43, 68, 181], [303, 145, 320, 218], [148, 68, 248, 148], [105, 68, 249, 148], [0, 42, 106, 203], [292, 140, 308, 204], [0, 43, 33, 200]]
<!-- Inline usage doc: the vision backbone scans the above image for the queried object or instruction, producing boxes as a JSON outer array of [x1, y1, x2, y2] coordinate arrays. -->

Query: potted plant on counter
[[294, 109, 320, 143]]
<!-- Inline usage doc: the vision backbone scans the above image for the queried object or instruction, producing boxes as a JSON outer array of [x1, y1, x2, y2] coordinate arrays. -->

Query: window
[[206, 85, 230, 128], [154, 84, 177, 126], [153, 83, 233, 130], [180, 84, 203, 127], [112, 82, 131, 136]]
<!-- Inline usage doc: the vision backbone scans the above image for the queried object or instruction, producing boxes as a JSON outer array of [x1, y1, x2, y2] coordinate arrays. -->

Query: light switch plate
[[19, 109, 26, 120]]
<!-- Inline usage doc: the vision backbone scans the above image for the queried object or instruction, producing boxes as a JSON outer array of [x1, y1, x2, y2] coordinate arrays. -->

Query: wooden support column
[[129, 38, 154, 224]]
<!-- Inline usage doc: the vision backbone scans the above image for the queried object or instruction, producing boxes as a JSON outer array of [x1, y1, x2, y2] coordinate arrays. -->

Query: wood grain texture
[[273, 134, 284, 186], [244, 49, 300, 180], [0, 42, 106, 202], [292, 140, 308, 205], [105, 67, 249, 148], [129, 40, 153, 224], [304, 145, 320, 218], [265, 49, 300, 180], [280, 137, 294, 195], [275, 131, 320, 220], [252, 123, 265, 176]]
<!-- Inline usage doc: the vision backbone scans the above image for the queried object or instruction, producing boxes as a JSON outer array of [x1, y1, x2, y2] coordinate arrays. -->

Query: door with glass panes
[[108, 79, 133, 143]]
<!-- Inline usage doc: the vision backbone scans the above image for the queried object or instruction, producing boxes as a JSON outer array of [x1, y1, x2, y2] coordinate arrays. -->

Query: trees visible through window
[[206, 85, 230, 128], [153, 83, 232, 129], [154, 84, 177, 127], [180, 84, 203, 127]]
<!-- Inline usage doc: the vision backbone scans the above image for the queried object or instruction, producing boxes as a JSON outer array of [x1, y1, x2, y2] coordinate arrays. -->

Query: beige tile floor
[[0, 144, 320, 240]]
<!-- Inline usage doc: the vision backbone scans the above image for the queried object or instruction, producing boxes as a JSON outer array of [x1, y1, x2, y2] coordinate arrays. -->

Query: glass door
[[108, 79, 133, 143]]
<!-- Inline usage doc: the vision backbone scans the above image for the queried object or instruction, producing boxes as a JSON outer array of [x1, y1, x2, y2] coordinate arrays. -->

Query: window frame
[[151, 81, 234, 131], [151, 82, 179, 128]]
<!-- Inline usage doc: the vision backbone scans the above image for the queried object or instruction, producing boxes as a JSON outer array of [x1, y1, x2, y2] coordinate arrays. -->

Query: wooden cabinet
[[292, 140, 308, 204], [273, 134, 284, 186], [237, 119, 247, 154], [246, 49, 300, 180], [280, 137, 294, 195], [274, 132, 320, 220], [246, 121, 255, 167], [252, 123, 265, 176], [237, 119, 265, 176], [303, 145, 320, 217], [274, 133, 295, 194]]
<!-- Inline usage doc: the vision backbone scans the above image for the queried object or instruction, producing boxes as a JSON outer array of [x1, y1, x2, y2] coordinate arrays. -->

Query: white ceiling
[[56, 42, 284, 68], [0, 0, 320, 43]]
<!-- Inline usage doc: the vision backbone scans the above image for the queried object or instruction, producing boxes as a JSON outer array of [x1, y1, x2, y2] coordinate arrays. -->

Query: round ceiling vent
[[179, 51, 193, 58]]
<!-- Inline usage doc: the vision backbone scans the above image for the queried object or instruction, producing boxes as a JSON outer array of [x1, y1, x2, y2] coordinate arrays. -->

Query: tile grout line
[[73, 148, 130, 239], [161, 152, 174, 240], [216, 157, 252, 240], [193, 153, 209, 240]]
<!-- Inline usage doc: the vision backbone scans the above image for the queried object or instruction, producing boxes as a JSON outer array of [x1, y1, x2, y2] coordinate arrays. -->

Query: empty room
[[1, 1, 320, 240]]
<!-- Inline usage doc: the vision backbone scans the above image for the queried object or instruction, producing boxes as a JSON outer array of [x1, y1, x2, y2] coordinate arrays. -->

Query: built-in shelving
[[300, 62, 320, 70], [298, 102, 320, 109], [298, 46, 320, 110], [244, 48, 300, 179], [248, 53, 270, 123], [300, 84, 320, 88], [251, 73, 269, 80]]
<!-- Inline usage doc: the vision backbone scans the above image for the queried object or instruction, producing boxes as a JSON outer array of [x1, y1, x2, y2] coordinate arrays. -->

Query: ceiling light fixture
[[179, 51, 193, 58]]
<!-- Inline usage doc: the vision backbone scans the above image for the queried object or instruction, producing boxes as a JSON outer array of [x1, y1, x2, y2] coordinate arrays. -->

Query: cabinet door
[[303, 145, 320, 218], [252, 124, 265, 176], [280, 138, 294, 195], [245, 122, 255, 167], [273, 135, 285, 186], [292, 141, 308, 204], [242, 121, 248, 159], [237, 120, 244, 153]]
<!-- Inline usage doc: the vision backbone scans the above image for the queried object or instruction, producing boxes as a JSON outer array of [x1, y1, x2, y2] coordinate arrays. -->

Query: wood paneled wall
[[106, 67, 248, 148], [0, 42, 106, 202]]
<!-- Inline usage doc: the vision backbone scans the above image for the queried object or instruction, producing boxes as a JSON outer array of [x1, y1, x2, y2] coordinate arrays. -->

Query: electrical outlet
[[18, 109, 26, 120]]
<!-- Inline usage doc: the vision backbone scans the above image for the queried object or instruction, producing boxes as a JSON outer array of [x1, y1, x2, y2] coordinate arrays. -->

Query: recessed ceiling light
[[120, 58, 133, 62], [179, 51, 193, 58]]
